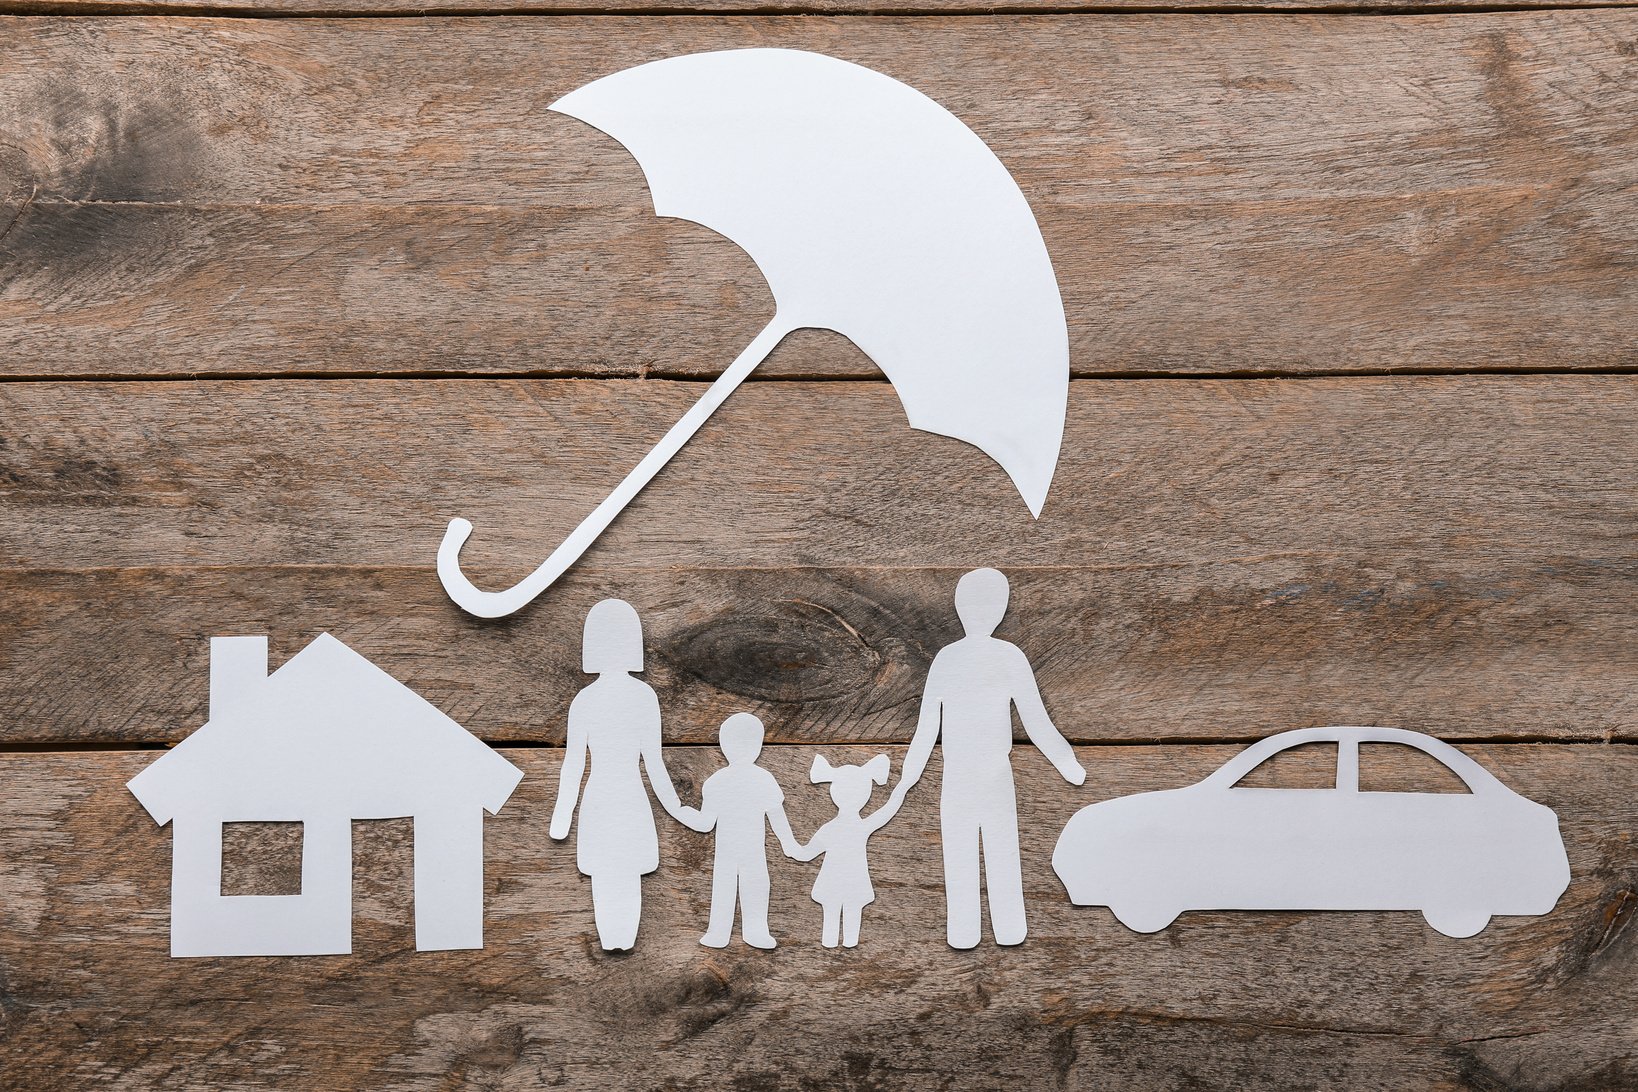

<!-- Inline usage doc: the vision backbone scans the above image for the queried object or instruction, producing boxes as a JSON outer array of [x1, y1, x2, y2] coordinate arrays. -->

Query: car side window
[[1357, 742, 1470, 794], [1231, 742, 1338, 789]]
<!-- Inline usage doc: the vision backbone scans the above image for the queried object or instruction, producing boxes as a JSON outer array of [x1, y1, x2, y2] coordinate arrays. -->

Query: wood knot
[[663, 598, 886, 705]]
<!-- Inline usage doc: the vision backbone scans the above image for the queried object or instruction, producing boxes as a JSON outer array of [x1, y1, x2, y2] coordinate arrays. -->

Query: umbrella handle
[[437, 315, 794, 618]]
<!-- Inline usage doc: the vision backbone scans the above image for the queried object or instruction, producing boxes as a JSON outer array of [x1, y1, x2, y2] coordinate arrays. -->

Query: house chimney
[[210, 636, 268, 722]]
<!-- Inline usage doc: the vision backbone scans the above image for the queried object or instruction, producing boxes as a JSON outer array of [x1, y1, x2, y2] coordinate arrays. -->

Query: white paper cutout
[[1052, 726, 1571, 937], [680, 713, 802, 949], [549, 599, 696, 951], [792, 753, 902, 948], [127, 634, 523, 957], [891, 568, 1086, 949], [438, 48, 1069, 618]]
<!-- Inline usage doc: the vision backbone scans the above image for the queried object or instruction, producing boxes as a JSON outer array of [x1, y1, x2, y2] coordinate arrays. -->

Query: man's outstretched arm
[[892, 684, 943, 803], [1011, 647, 1085, 786]]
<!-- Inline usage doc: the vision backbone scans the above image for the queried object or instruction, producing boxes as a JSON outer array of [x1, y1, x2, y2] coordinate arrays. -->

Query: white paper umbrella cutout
[[438, 48, 1069, 618], [1052, 726, 1571, 938]]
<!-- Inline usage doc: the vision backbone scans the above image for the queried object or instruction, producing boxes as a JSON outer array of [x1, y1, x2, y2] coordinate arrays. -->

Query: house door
[[351, 817, 417, 951]]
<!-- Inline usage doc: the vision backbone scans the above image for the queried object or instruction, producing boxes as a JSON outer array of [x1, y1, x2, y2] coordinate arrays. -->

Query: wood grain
[[3, 375, 1633, 745], [2, 744, 1633, 1090], [8, 0, 1636, 15], [3, 15, 1635, 378], [4, 10, 1635, 1086]]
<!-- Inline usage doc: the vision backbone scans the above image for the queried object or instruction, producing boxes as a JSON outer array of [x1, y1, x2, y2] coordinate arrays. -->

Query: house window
[[220, 822, 304, 896], [1358, 743, 1469, 794]]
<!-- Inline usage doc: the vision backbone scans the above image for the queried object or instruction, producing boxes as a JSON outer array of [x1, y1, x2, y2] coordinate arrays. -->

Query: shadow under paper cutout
[[1052, 726, 1571, 937], [437, 48, 1068, 619], [549, 599, 696, 952], [126, 634, 522, 958]]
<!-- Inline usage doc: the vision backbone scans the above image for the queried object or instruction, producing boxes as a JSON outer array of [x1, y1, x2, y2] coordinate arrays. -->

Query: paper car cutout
[[1052, 726, 1570, 937]]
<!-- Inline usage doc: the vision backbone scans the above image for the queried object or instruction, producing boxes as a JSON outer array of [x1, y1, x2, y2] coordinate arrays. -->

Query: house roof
[[128, 634, 521, 825]]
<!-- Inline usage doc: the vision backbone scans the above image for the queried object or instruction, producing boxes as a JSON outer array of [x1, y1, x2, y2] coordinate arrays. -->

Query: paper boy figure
[[791, 753, 903, 949], [683, 713, 801, 949]]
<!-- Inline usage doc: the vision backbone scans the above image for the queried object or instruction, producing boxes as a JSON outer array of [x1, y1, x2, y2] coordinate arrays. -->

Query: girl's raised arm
[[865, 790, 907, 835]]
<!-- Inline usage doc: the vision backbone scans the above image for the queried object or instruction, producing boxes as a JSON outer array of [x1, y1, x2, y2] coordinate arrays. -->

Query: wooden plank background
[[1, 3, 1635, 1090], [3, 16, 1636, 379]]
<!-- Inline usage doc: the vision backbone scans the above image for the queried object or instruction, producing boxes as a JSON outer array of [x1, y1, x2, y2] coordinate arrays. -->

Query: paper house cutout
[[128, 634, 522, 958]]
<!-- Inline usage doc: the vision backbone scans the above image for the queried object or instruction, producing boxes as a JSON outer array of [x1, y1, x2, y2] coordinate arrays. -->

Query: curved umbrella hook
[[438, 316, 792, 619]]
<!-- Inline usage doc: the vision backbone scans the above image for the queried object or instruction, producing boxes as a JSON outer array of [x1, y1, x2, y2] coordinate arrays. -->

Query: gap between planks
[[3, 366, 1637, 384], [2, 737, 1625, 753], [4, 1, 1638, 13]]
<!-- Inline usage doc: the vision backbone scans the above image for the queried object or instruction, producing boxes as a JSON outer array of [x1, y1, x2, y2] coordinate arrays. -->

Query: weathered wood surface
[[2, 744, 1634, 1089], [9, 0, 1635, 15], [3, 375, 1633, 745], [5, 1, 1635, 1085], [3, 14, 1636, 379]]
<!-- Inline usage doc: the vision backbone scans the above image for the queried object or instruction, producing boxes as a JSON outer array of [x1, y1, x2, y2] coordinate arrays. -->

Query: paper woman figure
[[549, 599, 698, 951], [792, 753, 903, 948]]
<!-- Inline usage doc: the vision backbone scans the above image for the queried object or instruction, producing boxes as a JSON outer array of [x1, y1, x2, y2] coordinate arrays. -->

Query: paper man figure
[[682, 713, 800, 949], [891, 567, 1086, 948], [791, 753, 903, 948]]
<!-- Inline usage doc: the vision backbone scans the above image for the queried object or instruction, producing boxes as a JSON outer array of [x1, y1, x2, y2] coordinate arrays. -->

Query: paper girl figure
[[791, 753, 904, 949], [681, 713, 800, 949], [550, 599, 699, 951]]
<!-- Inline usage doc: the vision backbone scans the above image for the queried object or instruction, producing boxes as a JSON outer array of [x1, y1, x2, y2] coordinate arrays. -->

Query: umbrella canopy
[[553, 48, 1068, 514], [439, 48, 1069, 618]]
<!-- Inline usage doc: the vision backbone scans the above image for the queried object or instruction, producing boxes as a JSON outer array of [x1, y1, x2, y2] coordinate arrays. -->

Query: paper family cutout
[[552, 572, 1077, 952], [128, 575, 1570, 959], [127, 634, 521, 957], [438, 47, 1069, 618], [121, 48, 1576, 958], [1052, 726, 1572, 937]]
